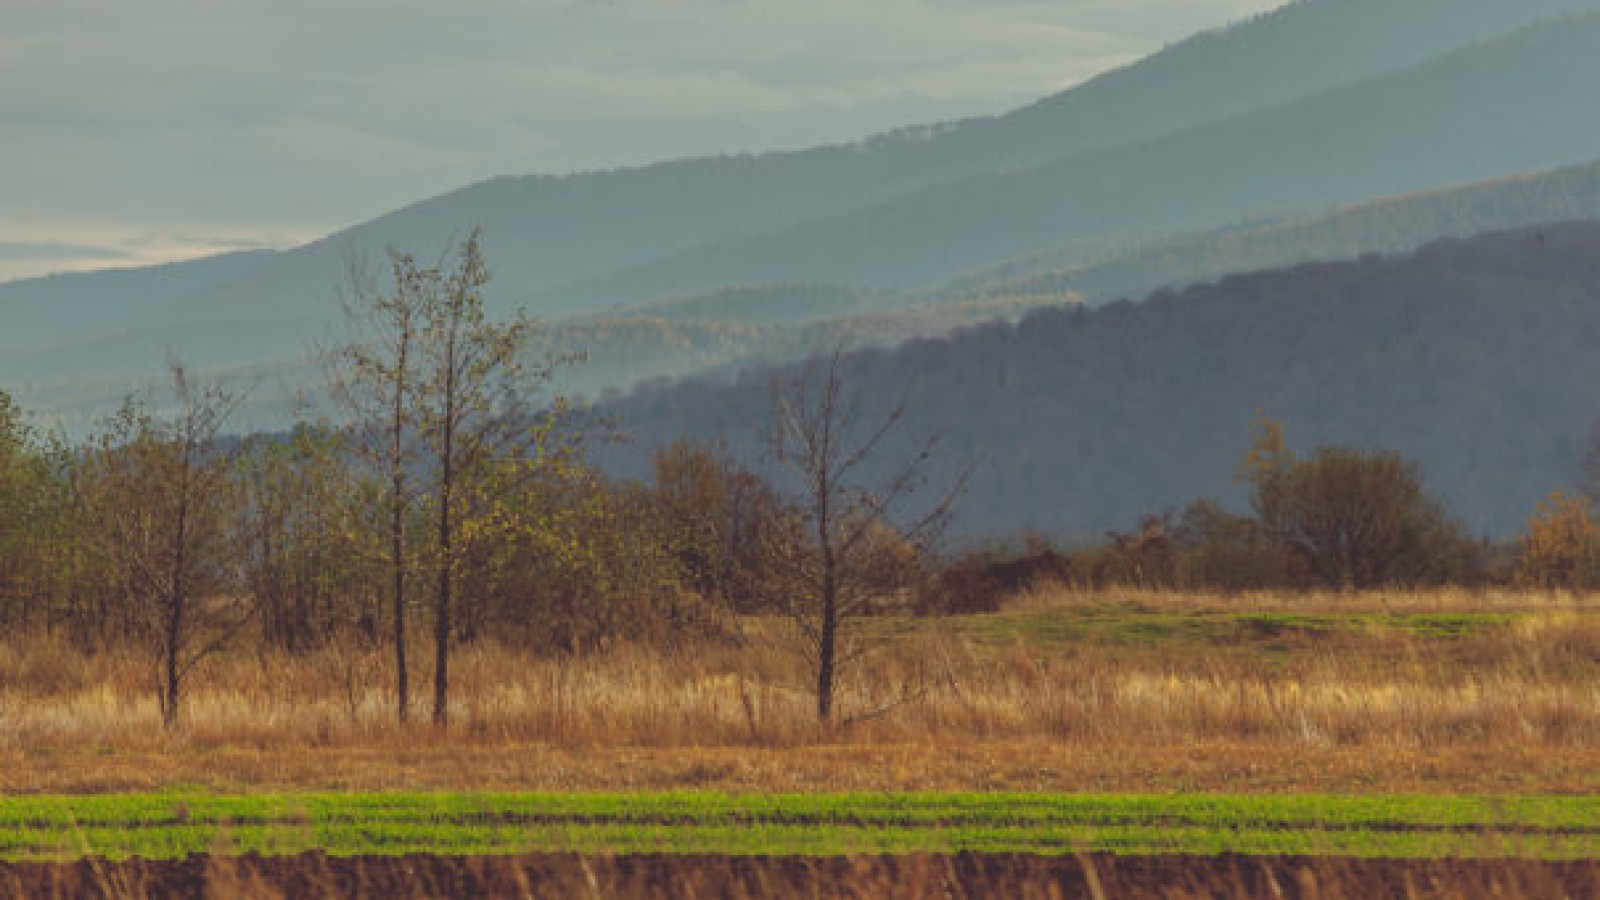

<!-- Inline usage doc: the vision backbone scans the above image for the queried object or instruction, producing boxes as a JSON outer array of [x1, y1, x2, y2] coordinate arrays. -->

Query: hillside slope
[[597, 221, 1600, 541], [7, 0, 1600, 429], [6, 0, 1596, 334], [947, 157, 1600, 308], [577, 14, 1600, 302], [272, 0, 1600, 310]]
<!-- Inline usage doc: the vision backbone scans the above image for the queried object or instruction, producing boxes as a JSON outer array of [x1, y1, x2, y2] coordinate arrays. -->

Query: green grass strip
[[943, 609, 1533, 648], [3, 793, 1599, 861]]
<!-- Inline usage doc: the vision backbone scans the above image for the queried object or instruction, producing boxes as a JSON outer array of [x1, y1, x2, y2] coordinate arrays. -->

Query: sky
[[1, 0, 1285, 283]]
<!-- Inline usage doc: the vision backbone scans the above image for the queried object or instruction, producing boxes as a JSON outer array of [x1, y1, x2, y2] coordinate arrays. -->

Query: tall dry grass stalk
[[0, 587, 1596, 792]]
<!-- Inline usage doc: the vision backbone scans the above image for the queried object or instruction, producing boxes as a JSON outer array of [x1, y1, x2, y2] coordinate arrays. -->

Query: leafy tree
[[338, 229, 577, 726], [1240, 416, 1471, 589], [1169, 498, 1306, 591], [0, 394, 34, 610], [651, 439, 787, 613], [468, 462, 709, 653], [236, 423, 365, 653], [1516, 492, 1600, 590], [0, 392, 65, 631]]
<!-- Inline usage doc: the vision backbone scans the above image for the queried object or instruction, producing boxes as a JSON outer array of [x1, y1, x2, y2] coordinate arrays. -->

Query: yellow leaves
[[1517, 491, 1600, 590], [1235, 410, 1292, 487]]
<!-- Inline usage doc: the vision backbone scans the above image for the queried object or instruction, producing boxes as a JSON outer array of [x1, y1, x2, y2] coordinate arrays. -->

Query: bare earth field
[[7, 852, 1600, 899]]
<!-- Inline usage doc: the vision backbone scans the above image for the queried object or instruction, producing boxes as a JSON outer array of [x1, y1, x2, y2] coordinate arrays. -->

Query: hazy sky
[[2, 0, 1284, 281]]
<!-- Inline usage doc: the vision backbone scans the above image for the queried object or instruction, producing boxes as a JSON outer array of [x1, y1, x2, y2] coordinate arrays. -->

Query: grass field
[[3, 587, 1597, 894], [8, 791, 1600, 862], [3, 586, 1597, 795]]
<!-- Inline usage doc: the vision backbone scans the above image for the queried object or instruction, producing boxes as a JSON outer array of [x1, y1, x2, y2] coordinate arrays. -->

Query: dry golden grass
[[3, 586, 1598, 794]]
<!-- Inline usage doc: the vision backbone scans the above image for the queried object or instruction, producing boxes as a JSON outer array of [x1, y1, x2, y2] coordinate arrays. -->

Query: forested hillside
[[598, 220, 1600, 542]]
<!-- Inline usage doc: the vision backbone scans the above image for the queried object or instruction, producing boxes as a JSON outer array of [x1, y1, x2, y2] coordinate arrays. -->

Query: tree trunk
[[816, 587, 837, 721], [163, 476, 190, 731], [391, 317, 414, 723], [432, 358, 456, 728], [432, 509, 451, 727], [392, 494, 408, 723], [816, 524, 838, 721]]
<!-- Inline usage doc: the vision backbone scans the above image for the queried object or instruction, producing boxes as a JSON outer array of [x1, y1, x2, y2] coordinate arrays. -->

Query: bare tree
[[90, 363, 245, 729], [333, 250, 426, 722], [766, 346, 965, 721]]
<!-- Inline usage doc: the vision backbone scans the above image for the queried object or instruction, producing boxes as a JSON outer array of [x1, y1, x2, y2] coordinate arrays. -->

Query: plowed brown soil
[[3, 852, 1598, 899]]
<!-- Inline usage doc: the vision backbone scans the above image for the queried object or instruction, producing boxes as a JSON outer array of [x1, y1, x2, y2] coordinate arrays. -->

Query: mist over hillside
[[595, 221, 1600, 543], [7, 0, 1600, 432], [580, 14, 1600, 303], [273, 0, 1600, 313], [946, 158, 1600, 309]]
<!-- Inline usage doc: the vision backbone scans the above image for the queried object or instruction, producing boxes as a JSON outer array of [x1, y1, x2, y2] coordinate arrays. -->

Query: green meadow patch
[[939, 607, 1526, 649], [6, 793, 1599, 861]]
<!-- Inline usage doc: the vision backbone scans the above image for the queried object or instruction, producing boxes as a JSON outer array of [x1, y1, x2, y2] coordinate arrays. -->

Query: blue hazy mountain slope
[[943, 158, 1600, 308], [4, 0, 1600, 428], [594, 220, 1600, 542], [569, 14, 1600, 302]]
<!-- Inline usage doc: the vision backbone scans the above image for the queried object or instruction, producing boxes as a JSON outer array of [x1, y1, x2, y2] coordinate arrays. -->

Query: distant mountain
[[578, 14, 1600, 302], [603, 284, 891, 327], [595, 220, 1600, 542], [551, 293, 1066, 400], [943, 157, 1600, 308], [6, 0, 1600, 429], [312, 0, 1600, 311], [566, 156, 1600, 400]]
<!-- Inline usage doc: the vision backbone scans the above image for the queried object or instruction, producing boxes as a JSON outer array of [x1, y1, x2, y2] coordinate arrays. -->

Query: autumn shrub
[[1517, 492, 1600, 590]]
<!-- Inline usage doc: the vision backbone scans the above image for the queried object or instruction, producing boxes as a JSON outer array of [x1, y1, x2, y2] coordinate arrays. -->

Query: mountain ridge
[[567, 13, 1600, 303], [7, 0, 1600, 429], [594, 219, 1600, 542]]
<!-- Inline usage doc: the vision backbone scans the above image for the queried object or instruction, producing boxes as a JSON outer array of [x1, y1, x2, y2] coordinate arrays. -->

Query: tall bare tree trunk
[[390, 336, 411, 723], [432, 326, 458, 728]]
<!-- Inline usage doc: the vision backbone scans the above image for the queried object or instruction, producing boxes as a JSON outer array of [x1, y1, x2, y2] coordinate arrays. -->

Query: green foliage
[[236, 424, 369, 653], [1169, 499, 1306, 592], [0, 391, 73, 632], [1242, 420, 1477, 590], [651, 440, 789, 614], [467, 459, 724, 654]]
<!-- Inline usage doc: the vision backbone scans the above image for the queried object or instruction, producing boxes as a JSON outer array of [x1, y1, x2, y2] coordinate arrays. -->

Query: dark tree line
[[926, 416, 1600, 611]]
